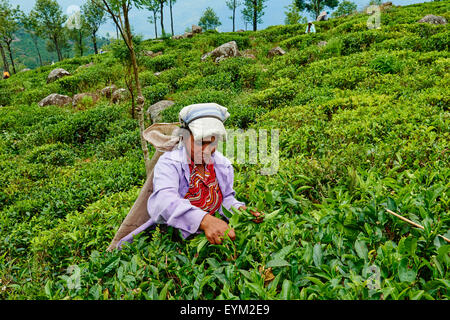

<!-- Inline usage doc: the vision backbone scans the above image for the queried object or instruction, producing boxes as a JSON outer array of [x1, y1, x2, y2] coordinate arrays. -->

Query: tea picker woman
[[111, 103, 262, 250]]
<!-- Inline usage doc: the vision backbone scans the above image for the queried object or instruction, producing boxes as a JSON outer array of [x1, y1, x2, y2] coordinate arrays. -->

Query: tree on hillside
[[143, 0, 160, 39], [294, 0, 339, 20], [67, 14, 89, 57], [95, 0, 152, 176], [332, 0, 357, 18], [168, 0, 176, 37], [0, 0, 21, 74], [241, 0, 267, 31], [158, 0, 168, 37], [0, 42, 9, 74], [31, 0, 67, 62], [82, 0, 107, 54], [20, 11, 44, 67], [284, 1, 307, 25], [226, 0, 241, 32], [198, 7, 222, 31]]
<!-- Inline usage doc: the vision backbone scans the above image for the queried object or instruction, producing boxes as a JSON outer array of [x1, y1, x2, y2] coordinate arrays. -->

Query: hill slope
[[0, 1, 449, 300]]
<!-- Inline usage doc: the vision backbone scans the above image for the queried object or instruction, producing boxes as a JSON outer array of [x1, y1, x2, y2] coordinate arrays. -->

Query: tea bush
[[142, 83, 170, 105], [1, 1, 449, 301], [141, 53, 178, 72]]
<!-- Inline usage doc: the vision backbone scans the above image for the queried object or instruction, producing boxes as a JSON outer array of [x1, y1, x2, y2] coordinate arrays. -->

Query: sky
[[10, 0, 434, 39]]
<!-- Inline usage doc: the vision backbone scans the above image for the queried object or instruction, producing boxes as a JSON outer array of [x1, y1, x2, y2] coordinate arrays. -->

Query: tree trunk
[[125, 68, 135, 119], [5, 41, 16, 74], [0, 42, 9, 74], [92, 31, 98, 54], [54, 37, 62, 61], [314, 0, 321, 19], [232, 0, 236, 32], [123, 4, 151, 176], [79, 30, 83, 56], [32, 36, 43, 67], [160, 1, 165, 36], [153, 11, 158, 39], [170, 0, 174, 36], [253, 0, 257, 31]]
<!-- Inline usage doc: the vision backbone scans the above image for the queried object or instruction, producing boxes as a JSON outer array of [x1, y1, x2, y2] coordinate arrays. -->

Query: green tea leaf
[[266, 258, 291, 268], [398, 258, 417, 283], [313, 243, 323, 267], [355, 240, 368, 260]]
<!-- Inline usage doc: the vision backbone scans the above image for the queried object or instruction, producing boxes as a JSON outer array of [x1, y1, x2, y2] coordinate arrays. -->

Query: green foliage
[[141, 53, 178, 72], [142, 83, 170, 105], [198, 7, 222, 31], [1, 1, 449, 301], [370, 54, 403, 74], [25, 142, 78, 166]]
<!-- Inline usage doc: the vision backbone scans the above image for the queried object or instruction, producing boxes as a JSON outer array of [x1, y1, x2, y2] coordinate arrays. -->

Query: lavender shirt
[[117, 145, 245, 248]]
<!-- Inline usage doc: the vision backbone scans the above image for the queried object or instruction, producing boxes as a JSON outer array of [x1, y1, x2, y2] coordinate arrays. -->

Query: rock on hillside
[[201, 41, 241, 63], [47, 68, 71, 83], [38, 93, 72, 107], [146, 100, 175, 123], [418, 14, 447, 25]]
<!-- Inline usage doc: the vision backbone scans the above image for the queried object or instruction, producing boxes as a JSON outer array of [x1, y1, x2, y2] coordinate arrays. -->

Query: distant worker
[[305, 22, 316, 33], [316, 11, 329, 21], [2, 70, 10, 79]]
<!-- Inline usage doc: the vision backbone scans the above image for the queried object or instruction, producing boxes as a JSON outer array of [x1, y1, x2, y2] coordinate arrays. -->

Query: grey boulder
[[38, 93, 72, 107]]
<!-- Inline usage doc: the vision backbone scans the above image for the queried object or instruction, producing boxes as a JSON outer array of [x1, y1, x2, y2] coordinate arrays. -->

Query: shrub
[[142, 83, 170, 105], [25, 104, 125, 146], [227, 104, 267, 129], [142, 53, 178, 72], [158, 67, 188, 90], [370, 54, 403, 74], [239, 64, 267, 90], [425, 31, 449, 51], [280, 33, 327, 50], [25, 142, 78, 166], [95, 130, 140, 160], [246, 78, 300, 109], [139, 70, 159, 87], [323, 66, 371, 89], [176, 74, 203, 91]]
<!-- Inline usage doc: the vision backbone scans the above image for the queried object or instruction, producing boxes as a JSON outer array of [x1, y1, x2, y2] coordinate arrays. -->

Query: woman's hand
[[199, 214, 235, 245], [239, 205, 264, 223]]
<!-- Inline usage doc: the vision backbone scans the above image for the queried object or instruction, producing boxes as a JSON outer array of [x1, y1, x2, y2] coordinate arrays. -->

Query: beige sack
[[107, 122, 181, 251]]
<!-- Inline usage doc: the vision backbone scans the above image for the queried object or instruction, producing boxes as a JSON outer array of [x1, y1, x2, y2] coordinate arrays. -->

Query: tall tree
[[294, 0, 339, 20], [82, 0, 107, 54], [241, 0, 267, 31], [198, 7, 222, 31], [226, 0, 241, 32], [20, 11, 44, 67], [168, 0, 176, 36], [0, 42, 9, 74], [331, 0, 357, 18], [284, 1, 307, 25], [158, 0, 167, 37], [96, 0, 152, 176], [143, 0, 160, 39], [0, 0, 21, 74], [67, 14, 89, 57], [31, 0, 67, 62]]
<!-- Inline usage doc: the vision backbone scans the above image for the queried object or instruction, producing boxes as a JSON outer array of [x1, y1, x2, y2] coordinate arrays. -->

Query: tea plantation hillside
[[0, 1, 449, 300]]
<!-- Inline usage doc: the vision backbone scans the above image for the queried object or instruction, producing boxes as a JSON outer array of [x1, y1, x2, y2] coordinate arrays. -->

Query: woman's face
[[186, 133, 217, 165]]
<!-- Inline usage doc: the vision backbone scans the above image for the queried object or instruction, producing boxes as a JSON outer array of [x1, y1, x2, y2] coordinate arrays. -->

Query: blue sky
[[11, 0, 433, 39]]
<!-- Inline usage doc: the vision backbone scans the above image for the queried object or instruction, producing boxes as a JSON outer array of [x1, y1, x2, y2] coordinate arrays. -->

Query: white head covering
[[178, 103, 230, 142]]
